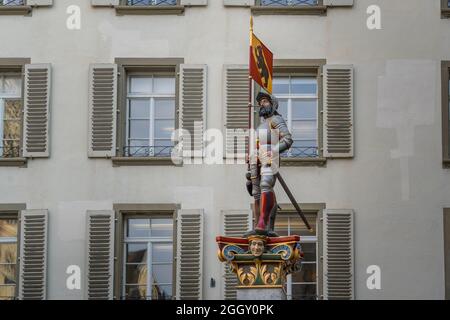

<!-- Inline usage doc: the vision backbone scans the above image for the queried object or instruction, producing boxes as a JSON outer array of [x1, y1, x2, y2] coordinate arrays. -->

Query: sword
[[275, 171, 313, 232]]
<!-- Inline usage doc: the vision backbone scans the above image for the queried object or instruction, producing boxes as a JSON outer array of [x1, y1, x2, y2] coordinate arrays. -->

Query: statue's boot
[[267, 200, 279, 237], [244, 199, 261, 237], [255, 191, 275, 232]]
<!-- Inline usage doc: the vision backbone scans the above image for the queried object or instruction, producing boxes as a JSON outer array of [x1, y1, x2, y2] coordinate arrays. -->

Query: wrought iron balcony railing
[[281, 146, 319, 158], [124, 0, 178, 6], [0, 0, 25, 6], [123, 145, 173, 157], [260, 0, 319, 6], [0, 146, 21, 158]]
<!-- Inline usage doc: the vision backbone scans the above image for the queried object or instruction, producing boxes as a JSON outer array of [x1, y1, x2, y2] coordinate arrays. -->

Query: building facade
[[0, 0, 450, 300]]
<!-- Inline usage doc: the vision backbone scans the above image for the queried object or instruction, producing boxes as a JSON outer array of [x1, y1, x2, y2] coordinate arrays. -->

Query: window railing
[[0, 146, 20, 158], [0, 0, 25, 6], [123, 0, 178, 5], [123, 145, 173, 157], [259, 0, 319, 6], [282, 146, 319, 158]]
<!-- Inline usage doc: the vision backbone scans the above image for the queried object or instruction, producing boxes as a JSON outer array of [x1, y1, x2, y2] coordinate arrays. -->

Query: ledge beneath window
[[0, 6, 32, 16], [115, 5, 185, 15], [0, 158, 27, 167], [442, 8, 450, 19], [250, 5, 327, 16], [112, 157, 180, 167], [281, 157, 327, 167]]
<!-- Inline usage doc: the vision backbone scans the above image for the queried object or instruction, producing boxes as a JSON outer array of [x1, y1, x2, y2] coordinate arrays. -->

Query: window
[[274, 76, 319, 159], [114, 58, 183, 166], [0, 73, 22, 159], [275, 212, 318, 300], [122, 216, 174, 300], [114, 0, 185, 15], [260, 0, 320, 6], [442, 0, 450, 18], [0, 0, 24, 5], [445, 208, 450, 299], [0, 0, 51, 16], [252, 0, 326, 15], [124, 0, 178, 5], [0, 215, 18, 300], [125, 75, 176, 158], [442, 61, 450, 167]]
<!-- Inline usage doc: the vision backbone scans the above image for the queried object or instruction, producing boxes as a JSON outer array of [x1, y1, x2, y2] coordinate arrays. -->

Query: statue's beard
[[259, 106, 274, 118]]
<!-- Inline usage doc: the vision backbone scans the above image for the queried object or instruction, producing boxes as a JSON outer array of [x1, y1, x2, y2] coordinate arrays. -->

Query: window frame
[[276, 202, 325, 300], [0, 0, 31, 16], [113, 203, 179, 300], [0, 59, 29, 167], [273, 59, 327, 167], [125, 73, 177, 158], [0, 71, 23, 160], [252, 0, 327, 16], [0, 203, 25, 300], [445, 208, 450, 300], [113, 58, 183, 166], [442, 0, 450, 19], [442, 61, 450, 167], [116, 0, 185, 15]]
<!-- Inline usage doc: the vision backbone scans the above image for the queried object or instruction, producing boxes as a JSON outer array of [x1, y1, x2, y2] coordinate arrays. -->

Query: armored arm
[[271, 115, 293, 154]]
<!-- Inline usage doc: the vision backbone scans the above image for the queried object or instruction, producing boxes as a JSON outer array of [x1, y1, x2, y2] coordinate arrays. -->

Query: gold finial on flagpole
[[250, 16, 253, 32]]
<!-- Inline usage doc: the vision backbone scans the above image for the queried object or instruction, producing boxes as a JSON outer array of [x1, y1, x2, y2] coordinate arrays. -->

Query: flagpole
[[247, 16, 254, 171]]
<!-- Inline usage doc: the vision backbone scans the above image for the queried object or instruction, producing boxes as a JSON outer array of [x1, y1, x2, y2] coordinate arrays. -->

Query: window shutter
[[224, 65, 249, 159], [179, 65, 207, 160], [26, 0, 53, 5], [180, 0, 207, 5], [19, 209, 48, 300], [324, 0, 353, 7], [86, 210, 115, 300], [323, 209, 354, 300], [23, 64, 51, 158], [91, 0, 119, 6], [221, 210, 251, 300], [323, 65, 354, 158], [88, 64, 117, 158], [176, 209, 204, 300], [223, 0, 255, 6]]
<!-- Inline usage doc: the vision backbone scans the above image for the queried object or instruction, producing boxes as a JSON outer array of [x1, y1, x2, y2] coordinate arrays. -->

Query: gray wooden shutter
[[324, 0, 353, 7], [179, 65, 207, 160], [88, 64, 117, 158], [323, 65, 354, 158], [26, 0, 53, 5], [224, 65, 249, 159], [19, 209, 48, 300], [221, 210, 251, 300], [23, 64, 51, 158], [86, 210, 115, 300], [180, 0, 208, 5], [176, 209, 204, 300], [91, 0, 119, 6], [223, 0, 255, 6], [323, 209, 354, 300]]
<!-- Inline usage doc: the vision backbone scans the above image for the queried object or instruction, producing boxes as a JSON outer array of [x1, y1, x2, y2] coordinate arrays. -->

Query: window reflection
[[123, 217, 173, 300]]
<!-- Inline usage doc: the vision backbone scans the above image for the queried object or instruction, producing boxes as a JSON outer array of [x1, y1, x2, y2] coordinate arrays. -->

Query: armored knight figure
[[246, 92, 293, 235]]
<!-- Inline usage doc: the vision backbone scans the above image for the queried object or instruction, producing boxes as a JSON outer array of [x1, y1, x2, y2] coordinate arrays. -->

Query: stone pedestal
[[216, 234, 303, 300], [237, 288, 286, 300]]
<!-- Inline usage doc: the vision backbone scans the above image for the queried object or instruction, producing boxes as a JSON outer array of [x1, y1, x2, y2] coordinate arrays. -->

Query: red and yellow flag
[[249, 32, 273, 94]]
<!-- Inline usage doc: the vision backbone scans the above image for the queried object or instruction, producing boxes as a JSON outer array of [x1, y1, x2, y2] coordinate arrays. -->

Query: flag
[[249, 32, 273, 94]]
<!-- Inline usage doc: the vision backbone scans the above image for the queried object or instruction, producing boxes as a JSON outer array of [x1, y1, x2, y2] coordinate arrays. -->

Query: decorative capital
[[216, 235, 303, 288]]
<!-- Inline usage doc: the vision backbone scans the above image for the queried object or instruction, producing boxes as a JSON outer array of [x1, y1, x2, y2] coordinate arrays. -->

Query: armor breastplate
[[256, 117, 276, 146]]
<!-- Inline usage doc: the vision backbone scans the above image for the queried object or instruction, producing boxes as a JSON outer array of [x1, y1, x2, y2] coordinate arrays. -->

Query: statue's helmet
[[256, 92, 279, 110]]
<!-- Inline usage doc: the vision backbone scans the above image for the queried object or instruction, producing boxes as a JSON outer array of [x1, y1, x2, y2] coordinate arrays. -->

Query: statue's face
[[250, 240, 265, 257]]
